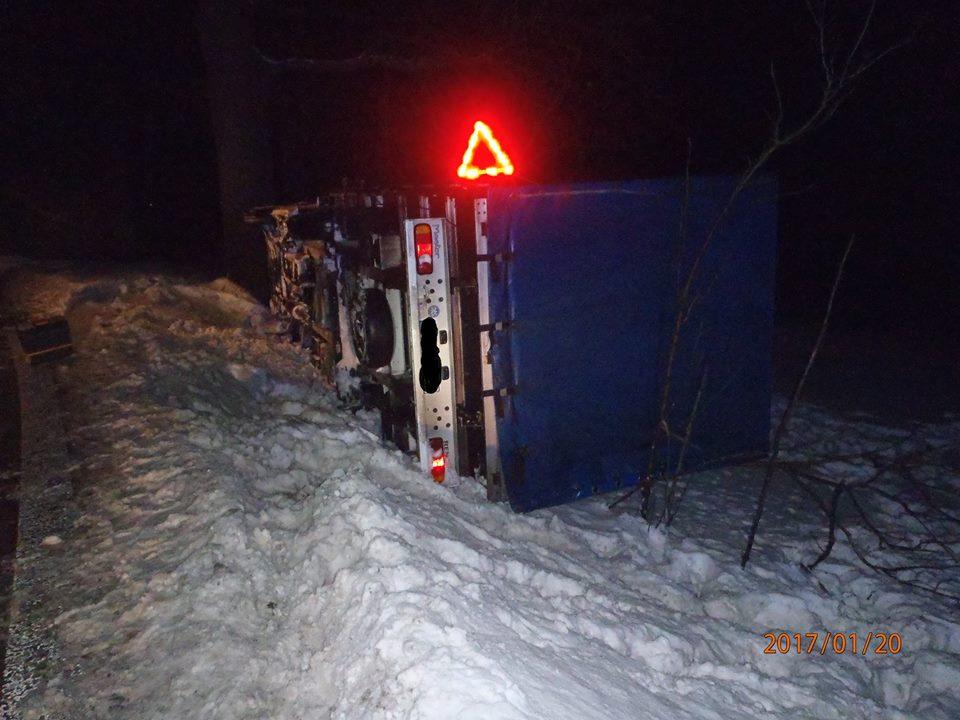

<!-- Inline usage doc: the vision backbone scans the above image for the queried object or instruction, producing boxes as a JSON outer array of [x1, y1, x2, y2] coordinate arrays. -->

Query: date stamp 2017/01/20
[[762, 631, 902, 656]]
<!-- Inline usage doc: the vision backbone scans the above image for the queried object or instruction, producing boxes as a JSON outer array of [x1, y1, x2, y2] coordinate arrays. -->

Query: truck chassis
[[246, 188, 504, 499]]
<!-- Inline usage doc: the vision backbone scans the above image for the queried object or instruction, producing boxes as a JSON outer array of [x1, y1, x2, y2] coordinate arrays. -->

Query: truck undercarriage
[[246, 188, 503, 499]]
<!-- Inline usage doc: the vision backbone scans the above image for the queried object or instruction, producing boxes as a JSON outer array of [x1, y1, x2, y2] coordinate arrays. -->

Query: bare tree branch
[[741, 233, 856, 568], [841, 0, 876, 82], [255, 46, 435, 74], [658, 367, 709, 527], [769, 62, 785, 142], [808, 482, 844, 569]]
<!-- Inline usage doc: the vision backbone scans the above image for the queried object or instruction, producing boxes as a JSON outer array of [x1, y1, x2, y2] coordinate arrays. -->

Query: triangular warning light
[[457, 121, 515, 180]]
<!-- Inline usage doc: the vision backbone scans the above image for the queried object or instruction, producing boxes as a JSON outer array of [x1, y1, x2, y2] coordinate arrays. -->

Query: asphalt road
[[0, 330, 21, 684]]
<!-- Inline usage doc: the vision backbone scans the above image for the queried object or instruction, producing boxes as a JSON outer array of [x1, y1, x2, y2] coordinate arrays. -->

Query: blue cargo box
[[485, 177, 778, 512]]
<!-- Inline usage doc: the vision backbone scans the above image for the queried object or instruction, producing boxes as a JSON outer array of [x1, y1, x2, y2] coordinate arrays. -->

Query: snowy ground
[[2, 260, 959, 719]]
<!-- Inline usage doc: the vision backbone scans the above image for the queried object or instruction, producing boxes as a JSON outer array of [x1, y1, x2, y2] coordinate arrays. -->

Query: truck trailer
[[245, 177, 777, 512]]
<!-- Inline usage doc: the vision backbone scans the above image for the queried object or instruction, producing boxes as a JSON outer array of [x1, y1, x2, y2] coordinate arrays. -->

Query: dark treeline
[[1, 1, 957, 334]]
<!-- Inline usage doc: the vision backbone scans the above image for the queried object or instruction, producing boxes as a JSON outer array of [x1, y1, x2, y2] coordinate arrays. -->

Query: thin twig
[[742, 234, 856, 568], [808, 483, 845, 569], [658, 368, 709, 527]]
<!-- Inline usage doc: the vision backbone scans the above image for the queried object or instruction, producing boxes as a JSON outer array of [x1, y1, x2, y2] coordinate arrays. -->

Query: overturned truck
[[246, 178, 777, 511]]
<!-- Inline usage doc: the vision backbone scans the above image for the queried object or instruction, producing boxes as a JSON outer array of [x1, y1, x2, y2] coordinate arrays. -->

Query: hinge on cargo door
[[476, 251, 513, 282], [481, 386, 517, 418], [479, 321, 511, 352], [476, 251, 513, 263], [478, 321, 511, 333], [480, 386, 517, 399]]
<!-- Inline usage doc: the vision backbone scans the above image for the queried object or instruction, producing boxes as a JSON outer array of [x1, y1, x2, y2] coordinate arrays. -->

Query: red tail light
[[429, 437, 446, 483], [414, 223, 433, 275]]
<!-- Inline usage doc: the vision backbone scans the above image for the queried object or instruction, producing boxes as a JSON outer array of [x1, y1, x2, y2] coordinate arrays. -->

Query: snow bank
[[4, 265, 960, 720]]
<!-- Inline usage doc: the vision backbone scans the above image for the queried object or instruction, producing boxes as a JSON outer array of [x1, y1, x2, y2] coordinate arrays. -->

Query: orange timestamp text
[[762, 631, 902, 656]]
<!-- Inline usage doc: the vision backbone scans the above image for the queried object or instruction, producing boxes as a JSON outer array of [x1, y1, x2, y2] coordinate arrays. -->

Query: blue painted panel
[[486, 178, 778, 511]]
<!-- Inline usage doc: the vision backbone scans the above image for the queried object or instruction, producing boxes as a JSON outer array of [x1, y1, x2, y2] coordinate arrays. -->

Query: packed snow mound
[[170, 279, 272, 328], [0, 259, 266, 328], [4, 266, 960, 720]]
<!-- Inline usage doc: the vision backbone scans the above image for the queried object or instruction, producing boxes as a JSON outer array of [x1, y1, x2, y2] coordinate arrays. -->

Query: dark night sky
[[1, 1, 958, 336]]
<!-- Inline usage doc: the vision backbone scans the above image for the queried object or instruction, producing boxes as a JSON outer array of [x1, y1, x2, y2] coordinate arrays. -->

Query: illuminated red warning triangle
[[457, 121, 515, 179]]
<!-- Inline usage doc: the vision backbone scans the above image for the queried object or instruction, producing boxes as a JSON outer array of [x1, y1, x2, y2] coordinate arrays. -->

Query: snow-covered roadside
[[2, 263, 959, 719]]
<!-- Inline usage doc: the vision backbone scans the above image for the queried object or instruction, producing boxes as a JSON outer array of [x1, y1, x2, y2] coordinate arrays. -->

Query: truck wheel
[[350, 288, 394, 369]]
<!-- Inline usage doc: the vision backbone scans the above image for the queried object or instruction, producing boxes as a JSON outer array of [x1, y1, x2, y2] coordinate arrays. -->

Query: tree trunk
[[197, 0, 275, 300]]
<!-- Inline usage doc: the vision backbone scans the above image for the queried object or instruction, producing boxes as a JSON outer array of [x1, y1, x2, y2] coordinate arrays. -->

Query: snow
[[2, 261, 959, 719]]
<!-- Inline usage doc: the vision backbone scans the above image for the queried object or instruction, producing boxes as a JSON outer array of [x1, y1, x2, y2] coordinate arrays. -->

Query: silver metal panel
[[450, 287, 467, 409], [445, 196, 458, 229], [403, 218, 459, 476], [474, 198, 502, 495], [385, 287, 406, 376], [442, 197, 469, 415]]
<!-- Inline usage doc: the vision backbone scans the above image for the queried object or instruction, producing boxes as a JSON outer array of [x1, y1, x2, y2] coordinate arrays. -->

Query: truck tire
[[350, 287, 394, 369]]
